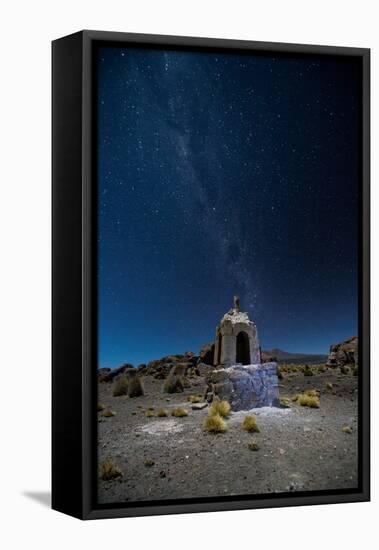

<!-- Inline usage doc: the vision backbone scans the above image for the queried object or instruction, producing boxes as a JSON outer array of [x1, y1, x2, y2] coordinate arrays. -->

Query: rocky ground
[[97, 365, 358, 505]]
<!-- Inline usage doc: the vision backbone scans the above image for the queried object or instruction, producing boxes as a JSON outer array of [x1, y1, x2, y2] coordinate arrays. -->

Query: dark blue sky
[[97, 45, 360, 368]]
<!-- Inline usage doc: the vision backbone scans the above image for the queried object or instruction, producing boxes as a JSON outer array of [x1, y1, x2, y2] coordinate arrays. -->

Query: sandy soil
[[97, 367, 358, 504]]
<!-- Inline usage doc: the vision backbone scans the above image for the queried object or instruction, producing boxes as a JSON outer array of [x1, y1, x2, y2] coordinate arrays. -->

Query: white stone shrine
[[214, 296, 261, 366], [209, 296, 279, 410]]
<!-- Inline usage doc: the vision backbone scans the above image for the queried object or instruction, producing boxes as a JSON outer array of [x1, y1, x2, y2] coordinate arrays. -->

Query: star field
[[97, 45, 360, 368]]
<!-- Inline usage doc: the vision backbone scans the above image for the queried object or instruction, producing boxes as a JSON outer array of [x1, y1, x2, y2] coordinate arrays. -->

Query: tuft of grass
[[127, 372, 144, 397], [241, 415, 260, 433], [156, 408, 169, 417], [97, 403, 105, 412], [305, 389, 320, 398], [248, 440, 260, 451], [279, 397, 291, 408], [171, 407, 188, 417], [340, 365, 350, 375], [163, 375, 184, 394], [144, 458, 155, 467], [187, 395, 202, 403], [203, 413, 227, 433], [102, 408, 116, 417], [112, 374, 129, 397], [145, 409, 155, 417], [326, 382, 333, 390], [318, 365, 327, 373], [342, 426, 353, 434], [98, 457, 122, 480], [297, 393, 320, 408], [209, 399, 231, 418], [303, 365, 313, 377]]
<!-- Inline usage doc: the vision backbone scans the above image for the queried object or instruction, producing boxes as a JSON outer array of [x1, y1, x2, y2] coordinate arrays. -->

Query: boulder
[[139, 353, 197, 379], [261, 351, 278, 363], [163, 364, 188, 394], [98, 368, 111, 382], [101, 364, 134, 383], [199, 342, 215, 365], [206, 363, 279, 411], [327, 336, 358, 367], [191, 402, 208, 411]]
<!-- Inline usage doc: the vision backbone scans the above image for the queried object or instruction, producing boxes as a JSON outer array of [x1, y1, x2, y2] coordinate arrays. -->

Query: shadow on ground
[[23, 491, 51, 508]]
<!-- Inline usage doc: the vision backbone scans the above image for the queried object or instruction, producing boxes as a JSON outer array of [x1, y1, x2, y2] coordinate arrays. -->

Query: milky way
[[97, 45, 361, 368]]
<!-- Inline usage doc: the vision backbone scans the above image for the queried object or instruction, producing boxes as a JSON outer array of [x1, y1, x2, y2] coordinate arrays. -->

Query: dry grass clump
[[284, 364, 301, 373], [171, 407, 188, 417], [145, 409, 155, 417], [98, 457, 122, 480], [279, 397, 291, 408], [318, 365, 327, 373], [102, 408, 116, 417], [144, 458, 155, 467], [340, 365, 350, 375], [297, 393, 320, 408], [156, 408, 169, 417], [248, 440, 260, 451], [242, 415, 260, 433], [127, 371, 144, 397], [187, 395, 202, 403], [203, 413, 227, 433], [97, 403, 105, 412], [342, 426, 353, 434], [112, 374, 129, 397], [305, 389, 320, 398], [163, 376, 184, 394], [303, 365, 313, 377], [209, 399, 231, 418]]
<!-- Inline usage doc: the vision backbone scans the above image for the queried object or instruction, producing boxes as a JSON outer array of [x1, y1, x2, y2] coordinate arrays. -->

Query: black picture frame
[[52, 30, 370, 520]]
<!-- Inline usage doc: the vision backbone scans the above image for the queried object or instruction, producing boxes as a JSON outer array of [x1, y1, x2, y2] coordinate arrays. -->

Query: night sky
[[97, 45, 360, 368]]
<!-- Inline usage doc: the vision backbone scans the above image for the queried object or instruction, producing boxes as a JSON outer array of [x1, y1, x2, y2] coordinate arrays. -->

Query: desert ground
[[97, 365, 358, 504]]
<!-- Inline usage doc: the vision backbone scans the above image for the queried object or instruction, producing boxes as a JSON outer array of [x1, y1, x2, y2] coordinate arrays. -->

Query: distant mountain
[[262, 348, 327, 365]]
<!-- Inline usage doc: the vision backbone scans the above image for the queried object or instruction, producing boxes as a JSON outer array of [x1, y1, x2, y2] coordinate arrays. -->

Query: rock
[[191, 402, 208, 410], [204, 363, 279, 410], [163, 364, 187, 393], [199, 342, 215, 365], [327, 336, 358, 367], [261, 351, 278, 363], [204, 369, 234, 402], [138, 352, 197, 379], [101, 364, 134, 383], [98, 368, 111, 382], [197, 362, 213, 376], [221, 363, 279, 411]]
